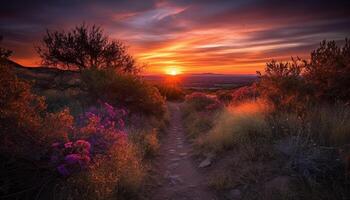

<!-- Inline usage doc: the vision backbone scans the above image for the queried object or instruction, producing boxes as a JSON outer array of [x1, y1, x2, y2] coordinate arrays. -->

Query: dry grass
[[197, 100, 272, 153]]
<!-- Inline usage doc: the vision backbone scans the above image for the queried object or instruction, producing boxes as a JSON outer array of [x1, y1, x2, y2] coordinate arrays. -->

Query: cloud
[[0, 0, 349, 74]]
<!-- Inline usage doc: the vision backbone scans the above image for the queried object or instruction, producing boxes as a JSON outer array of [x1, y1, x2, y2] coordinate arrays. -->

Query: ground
[[152, 103, 216, 200]]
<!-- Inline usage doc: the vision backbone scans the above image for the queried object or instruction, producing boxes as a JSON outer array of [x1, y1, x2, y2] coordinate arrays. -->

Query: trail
[[153, 102, 216, 200]]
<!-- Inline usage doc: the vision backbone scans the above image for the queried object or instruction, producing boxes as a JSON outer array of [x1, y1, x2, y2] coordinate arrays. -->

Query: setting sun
[[165, 67, 181, 76]]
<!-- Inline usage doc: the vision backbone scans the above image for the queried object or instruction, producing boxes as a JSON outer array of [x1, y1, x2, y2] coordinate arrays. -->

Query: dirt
[[152, 102, 216, 200]]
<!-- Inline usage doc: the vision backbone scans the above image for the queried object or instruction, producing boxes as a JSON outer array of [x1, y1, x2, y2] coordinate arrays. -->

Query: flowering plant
[[51, 102, 128, 176]]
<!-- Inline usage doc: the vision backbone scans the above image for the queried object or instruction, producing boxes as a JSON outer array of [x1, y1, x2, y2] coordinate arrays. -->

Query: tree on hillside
[[0, 36, 12, 59], [304, 39, 350, 102], [36, 24, 139, 73]]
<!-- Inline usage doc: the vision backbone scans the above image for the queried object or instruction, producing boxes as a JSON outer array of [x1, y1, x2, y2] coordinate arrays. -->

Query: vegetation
[[0, 36, 12, 59], [0, 25, 168, 200], [36, 24, 139, 73], [183, 39, 350, 199], [81, 68, 166, 118], [1, 21, 349, 199], [154, 83, 185, 101]]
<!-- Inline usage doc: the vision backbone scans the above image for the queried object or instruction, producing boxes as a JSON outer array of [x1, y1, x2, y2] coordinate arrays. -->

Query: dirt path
[[152, 103, 216, 200]]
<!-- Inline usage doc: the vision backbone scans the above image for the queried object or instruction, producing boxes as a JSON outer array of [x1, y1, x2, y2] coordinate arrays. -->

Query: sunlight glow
[[165, 67, 181, 76]]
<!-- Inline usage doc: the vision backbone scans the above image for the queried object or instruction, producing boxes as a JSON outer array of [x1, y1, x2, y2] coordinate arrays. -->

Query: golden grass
[[197, 100, 271, 152]]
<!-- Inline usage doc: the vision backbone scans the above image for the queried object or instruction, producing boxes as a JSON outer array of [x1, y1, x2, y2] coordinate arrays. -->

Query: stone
[[179, 152, 187, 156], [170, 157, 181, 162], [169, 174, 183, 184], [168, 162, 179, 169], [198, 158, 211, 168], [198, 153, 215, 168]]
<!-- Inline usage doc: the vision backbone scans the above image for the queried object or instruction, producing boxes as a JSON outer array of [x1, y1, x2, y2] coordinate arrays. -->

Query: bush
[[81, 68, 166, 118], [231, 84, 258, 103], [185, 92, 223, 112], [216, 90, 233, 104], [49, 102, 145, 199], [0, 65, 70, 158], [182, 92, 224, 141], [155, 83, 185, 101], [304, 39, 350, 103], [256, 59, 312, 115]]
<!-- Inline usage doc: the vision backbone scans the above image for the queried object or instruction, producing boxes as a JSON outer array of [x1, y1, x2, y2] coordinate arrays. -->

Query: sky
[[1, 0, 350, 75]]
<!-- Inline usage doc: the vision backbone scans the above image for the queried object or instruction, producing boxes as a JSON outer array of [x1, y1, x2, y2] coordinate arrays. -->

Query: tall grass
[[183, 94, 350, 199], [307, 104, 350, 146], [197, 101, 271, 153]]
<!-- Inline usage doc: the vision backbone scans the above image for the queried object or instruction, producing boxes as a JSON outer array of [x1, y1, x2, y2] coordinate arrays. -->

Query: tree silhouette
[[36, 24, 138, 73], [0, 36, 12, 59]]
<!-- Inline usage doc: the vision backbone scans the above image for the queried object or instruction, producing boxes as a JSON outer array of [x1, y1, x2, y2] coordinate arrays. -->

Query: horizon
[[1, 0, 350, 75]]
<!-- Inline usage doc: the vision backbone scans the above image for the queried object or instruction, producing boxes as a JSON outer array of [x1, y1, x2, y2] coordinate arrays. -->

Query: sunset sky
[[1, 0, 350, 74]]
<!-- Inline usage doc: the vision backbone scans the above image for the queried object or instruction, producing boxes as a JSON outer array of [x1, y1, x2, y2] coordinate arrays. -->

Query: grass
[[182, 94, 350, 199], [197, 100, 272, 153]]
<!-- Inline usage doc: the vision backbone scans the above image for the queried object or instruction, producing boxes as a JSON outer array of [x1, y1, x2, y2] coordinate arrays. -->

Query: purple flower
[[57, 164, 70, 176], [64, 154, 81, 165], [64, 142, 73, 149], [75, 140, 91, 151], [51, 142, 61, 148]]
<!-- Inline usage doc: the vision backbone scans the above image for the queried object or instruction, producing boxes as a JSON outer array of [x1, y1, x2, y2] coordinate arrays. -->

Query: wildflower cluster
[[50, 102, 128, 176], [51, 140, 91, 176]]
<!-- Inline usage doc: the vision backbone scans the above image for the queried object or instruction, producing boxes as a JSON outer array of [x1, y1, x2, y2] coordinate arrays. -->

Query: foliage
[[182, 92, 224, 141], [155, 83, 185, 101], [304, 39, 350, 102], [256, 39, 350, 115], [0, 68, 145, 199], [216, 90, 233, 104], [0, 36, 12, 59], [81, 68, 166, 118], [36, 24, 139, 73], [231, 84, 258, 103], [257, 59, 312, 115], [185, 92, 223, 112], [0, 65, 60, 158]]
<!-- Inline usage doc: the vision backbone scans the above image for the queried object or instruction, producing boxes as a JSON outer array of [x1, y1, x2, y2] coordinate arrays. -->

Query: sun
[[165, 67, 181, 76]]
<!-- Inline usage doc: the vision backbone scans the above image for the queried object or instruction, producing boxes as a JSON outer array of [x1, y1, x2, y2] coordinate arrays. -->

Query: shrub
[[0, 65, 70, 158], [216, 90, 233, 104], [256, 59, 312, 115], [185, 92, 223, 112], [231, 84, 258, 103], [182, 92, 223, 141], [155, 83, 185, 101], [304, 39, 350, 103], [81, 68, 166, 118], [50, 102, 144, 199]]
